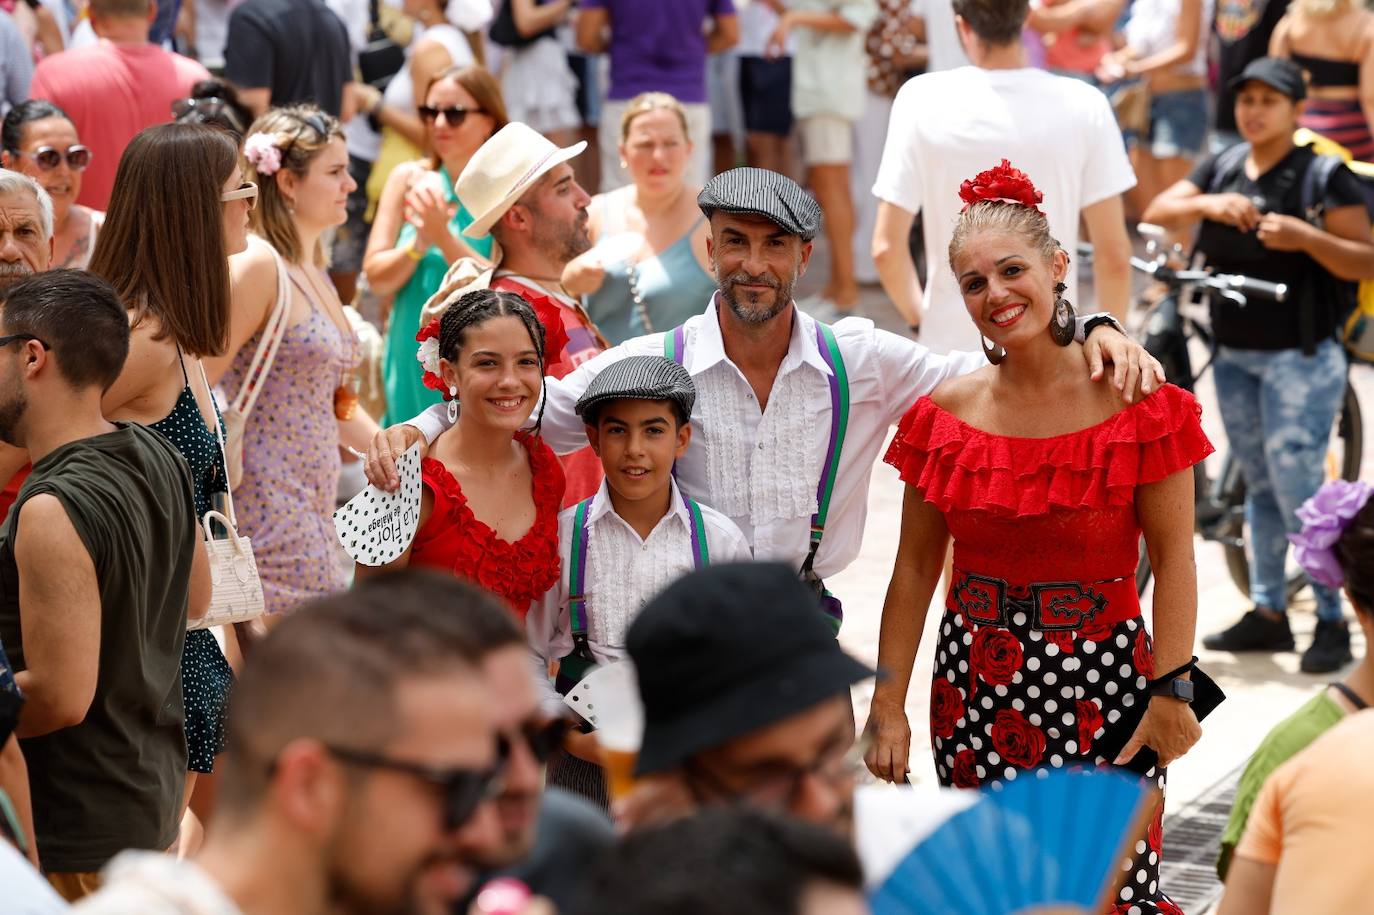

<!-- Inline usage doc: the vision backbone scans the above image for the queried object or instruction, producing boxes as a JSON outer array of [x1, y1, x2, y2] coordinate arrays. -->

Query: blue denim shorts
[[1143, 88, 1208, 158]]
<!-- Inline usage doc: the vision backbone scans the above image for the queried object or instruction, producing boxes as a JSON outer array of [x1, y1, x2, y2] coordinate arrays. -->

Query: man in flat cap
[[368, 167, 1162, 629], [528, 355, 751, 807]]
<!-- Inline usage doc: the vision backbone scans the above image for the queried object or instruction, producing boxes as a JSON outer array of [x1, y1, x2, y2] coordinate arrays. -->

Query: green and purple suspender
[[554, 493, 710, 695], [664, 320, 850, 629]]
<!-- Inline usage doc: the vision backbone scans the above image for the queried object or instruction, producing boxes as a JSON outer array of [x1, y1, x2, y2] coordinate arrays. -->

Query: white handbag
[[223, 238, 291, 488], [190, 363, 266, 631]]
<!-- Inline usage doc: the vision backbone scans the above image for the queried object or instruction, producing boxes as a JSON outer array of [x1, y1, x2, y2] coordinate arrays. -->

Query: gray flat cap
[[697, 167, 822, 241], [576, 356, 697, 422]]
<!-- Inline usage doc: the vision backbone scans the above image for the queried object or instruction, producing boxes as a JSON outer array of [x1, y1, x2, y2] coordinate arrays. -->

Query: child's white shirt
[[528, 477, 752, 710]]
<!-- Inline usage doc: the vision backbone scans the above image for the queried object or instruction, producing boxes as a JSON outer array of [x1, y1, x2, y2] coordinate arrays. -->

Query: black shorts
[[738, 55, 793, 137], [333, 154, 374, 274]]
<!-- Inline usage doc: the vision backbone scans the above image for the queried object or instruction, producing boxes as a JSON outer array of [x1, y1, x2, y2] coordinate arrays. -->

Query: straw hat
[[457, 122, 587, 239]]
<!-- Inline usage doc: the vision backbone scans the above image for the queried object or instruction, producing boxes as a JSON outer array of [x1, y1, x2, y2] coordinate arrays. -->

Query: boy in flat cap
[[371, 168, 1162, 631], [528, 355, 752, 807]]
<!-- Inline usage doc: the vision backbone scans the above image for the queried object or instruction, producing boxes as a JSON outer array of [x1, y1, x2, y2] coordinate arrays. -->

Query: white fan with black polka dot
[[333, 444, 423, 566]]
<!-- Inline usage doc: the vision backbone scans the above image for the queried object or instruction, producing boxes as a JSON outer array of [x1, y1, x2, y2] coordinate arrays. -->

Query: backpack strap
[[1206, 142, 1252, 195], [1301, 154, 1344, 225], [1296, 154, 1348, 355]]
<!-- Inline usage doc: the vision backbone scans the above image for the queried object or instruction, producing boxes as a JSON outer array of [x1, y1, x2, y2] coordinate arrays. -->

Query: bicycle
[[1125, 226, 1363, 598]]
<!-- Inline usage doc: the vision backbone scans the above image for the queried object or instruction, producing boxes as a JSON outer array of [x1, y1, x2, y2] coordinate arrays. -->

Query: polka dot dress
[[931, 603, 1175, 914], [150, 370, 233, 775]]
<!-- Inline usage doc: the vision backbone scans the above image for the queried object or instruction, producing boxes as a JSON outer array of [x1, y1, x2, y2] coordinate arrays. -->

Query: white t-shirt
[[910, 0, 969, 72], [872, 66, 1136, 354]]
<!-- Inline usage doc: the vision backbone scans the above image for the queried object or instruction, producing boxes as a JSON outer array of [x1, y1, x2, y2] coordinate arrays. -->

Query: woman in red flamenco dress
[[864, 162, 1210, 915], [355, 287, 565, 618]]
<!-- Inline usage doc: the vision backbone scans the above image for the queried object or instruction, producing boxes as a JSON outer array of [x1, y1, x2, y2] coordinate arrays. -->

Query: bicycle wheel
[[1221, 381, 1364, 600]]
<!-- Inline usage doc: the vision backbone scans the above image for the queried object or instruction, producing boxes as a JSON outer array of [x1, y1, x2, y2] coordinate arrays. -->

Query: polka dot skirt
[[930, 607, 1179, 914]]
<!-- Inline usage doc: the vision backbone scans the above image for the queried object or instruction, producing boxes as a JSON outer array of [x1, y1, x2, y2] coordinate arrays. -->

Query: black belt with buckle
[[950, 572, 1128, 631]]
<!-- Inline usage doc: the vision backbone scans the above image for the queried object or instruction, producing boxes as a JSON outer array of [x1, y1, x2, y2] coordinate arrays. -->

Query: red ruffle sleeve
[[883, 383, 1214, 517]]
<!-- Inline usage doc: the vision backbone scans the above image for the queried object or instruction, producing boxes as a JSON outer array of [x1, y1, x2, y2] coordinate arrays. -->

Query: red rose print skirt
[[931, 570, 1177, 915]]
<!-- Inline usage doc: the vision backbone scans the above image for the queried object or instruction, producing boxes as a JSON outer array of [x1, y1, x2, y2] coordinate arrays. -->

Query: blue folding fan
[[861, 768, 1158, 915]]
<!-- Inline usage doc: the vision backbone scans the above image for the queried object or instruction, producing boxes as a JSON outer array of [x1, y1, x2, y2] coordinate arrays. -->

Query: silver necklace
[[626, 258, 654, 334]]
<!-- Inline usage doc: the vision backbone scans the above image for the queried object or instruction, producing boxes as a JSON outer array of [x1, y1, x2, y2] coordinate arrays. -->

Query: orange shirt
[[1236, 709, 1374, 913]]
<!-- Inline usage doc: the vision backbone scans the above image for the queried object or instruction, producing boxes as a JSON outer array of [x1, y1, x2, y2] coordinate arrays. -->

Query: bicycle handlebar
[[1130, 256, 1287, 304]]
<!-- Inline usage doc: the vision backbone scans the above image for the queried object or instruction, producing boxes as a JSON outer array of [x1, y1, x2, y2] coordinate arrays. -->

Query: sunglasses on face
[[418, 105, 483, 127], [0, 333, 49, 351], [502, 716, 573, 764], [15, 145, 91, 172], [221, 181, 259, 211], [326, 743, 506, 831]]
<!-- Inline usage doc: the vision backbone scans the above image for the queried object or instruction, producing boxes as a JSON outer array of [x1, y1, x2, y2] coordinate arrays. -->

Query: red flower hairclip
[[524, 293, 571, 365], [415, 319, 448, 397], [958, 160, 1044, 213]]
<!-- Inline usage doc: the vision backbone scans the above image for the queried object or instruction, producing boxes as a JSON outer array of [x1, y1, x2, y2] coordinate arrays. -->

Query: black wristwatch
[[1149, 676, 1195, 704], [1079, 313, 1126, 342]]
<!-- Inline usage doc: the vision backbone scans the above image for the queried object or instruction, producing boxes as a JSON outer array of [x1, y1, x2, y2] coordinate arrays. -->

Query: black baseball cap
[[1227, 56, 1307, 101], [627, 562, 875, 776]]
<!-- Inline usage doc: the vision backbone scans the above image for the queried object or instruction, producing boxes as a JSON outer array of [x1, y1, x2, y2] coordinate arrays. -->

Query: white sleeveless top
[[382, 23, 474, 112], [1124, 0, 1214, 78]]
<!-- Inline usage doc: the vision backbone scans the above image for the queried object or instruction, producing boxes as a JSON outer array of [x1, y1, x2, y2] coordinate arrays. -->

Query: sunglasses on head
[[221, 181, 259, 211], [172, 96, 247, 135], [15, 145, 91, 172], [418, 105, 483, 127], [326, 743, 506, 831]]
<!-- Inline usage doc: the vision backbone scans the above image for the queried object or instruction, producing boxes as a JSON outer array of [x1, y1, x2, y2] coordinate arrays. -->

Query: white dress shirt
[[528, 477, 752, 708], [415, 298, 984, 583]]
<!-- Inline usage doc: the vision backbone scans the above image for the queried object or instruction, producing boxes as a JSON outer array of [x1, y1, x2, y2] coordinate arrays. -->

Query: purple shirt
[[583, 0, 736, 103]]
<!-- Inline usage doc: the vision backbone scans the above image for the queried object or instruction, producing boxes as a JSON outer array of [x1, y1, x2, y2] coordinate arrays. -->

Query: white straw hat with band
[[457, 122, 587, 238]]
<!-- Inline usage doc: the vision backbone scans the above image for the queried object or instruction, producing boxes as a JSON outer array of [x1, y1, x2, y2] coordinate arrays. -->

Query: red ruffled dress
[[409, 432, 565, 618], [885, 384, 1211, 915]]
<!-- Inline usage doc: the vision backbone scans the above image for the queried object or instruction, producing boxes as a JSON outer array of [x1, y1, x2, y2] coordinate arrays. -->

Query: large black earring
[[1049, 282, 1075, 347], [981, 335, 1006, 365]]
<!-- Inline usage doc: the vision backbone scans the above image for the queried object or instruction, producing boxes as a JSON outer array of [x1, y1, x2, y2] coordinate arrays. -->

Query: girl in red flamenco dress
[[355, 288, 566, 618], [864, 162, 1209, 915]]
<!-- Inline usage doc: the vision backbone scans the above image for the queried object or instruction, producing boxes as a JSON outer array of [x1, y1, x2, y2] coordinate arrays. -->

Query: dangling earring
[[981, 335, 1006, 365], [1049, 282, 1075, 347], [447, 385, 459, 423]]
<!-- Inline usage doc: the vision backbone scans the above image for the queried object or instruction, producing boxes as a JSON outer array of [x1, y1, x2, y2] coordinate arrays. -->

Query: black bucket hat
[[627, 562, 874, 776]]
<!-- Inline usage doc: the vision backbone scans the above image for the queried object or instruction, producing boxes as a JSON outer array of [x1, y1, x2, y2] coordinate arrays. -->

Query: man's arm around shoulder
[[12, 494, 100, 738]]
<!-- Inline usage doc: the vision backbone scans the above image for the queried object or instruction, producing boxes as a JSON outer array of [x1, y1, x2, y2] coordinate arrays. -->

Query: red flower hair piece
[[523, 293, 572, 365], [415, 318, 449, 397], [958, 160, 1044, 213]]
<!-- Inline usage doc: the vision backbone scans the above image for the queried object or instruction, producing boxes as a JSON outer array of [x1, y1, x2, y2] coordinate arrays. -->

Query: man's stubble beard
[[711, 255, 796, 327]]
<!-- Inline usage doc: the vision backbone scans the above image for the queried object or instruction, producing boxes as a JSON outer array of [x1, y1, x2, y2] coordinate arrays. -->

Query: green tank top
[[0, 422, 197, 872]]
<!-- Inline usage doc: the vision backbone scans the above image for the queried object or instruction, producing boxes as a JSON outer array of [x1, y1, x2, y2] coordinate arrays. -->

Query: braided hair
[[439, 288, 549, 436]]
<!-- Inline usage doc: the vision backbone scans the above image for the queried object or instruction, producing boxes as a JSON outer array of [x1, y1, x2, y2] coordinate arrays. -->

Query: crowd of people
[[1, 0, 1374, 912]]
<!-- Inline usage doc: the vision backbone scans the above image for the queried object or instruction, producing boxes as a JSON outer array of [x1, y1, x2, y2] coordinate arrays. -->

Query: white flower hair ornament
[[243, 133, 284, 177]]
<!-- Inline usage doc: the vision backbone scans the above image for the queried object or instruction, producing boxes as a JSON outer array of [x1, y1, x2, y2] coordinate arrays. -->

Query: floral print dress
[[886, 384, 1212, 915]]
